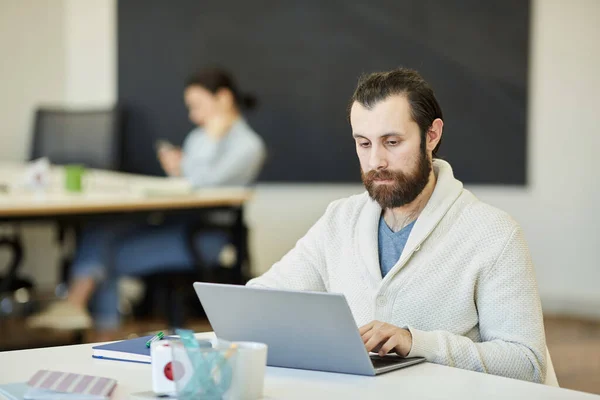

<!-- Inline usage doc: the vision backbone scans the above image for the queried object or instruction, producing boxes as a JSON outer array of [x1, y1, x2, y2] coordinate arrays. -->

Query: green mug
[[65, 164, 86, 192]]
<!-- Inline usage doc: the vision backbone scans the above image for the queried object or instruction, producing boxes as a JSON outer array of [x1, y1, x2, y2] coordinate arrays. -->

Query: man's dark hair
[[349, 68, 443, 157], [186, 67, 258, 111]]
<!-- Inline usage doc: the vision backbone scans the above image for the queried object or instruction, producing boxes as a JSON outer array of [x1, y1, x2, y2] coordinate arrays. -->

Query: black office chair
[[0, 107, 125, 311], [30, 107, 123, 170], [29, 106, 124, 289], [133, 207, 252, 328], [2, 107, 124, 308], [0, 232, 28, 318]]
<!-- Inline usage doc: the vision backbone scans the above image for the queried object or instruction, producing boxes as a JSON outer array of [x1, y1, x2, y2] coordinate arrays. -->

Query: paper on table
[[129, 177, 193, 197], [24, 370, 117, 399], [23, 158, 51, 191]]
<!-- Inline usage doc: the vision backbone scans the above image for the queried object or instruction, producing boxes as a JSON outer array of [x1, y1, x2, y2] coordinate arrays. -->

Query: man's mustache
[[365, 169, 396, 181]]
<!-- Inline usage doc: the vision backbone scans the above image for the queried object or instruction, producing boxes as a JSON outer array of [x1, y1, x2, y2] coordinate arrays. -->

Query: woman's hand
[[158, 148, 183, 176]]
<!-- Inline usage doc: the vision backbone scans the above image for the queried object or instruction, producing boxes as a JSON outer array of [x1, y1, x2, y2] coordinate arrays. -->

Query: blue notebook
[[92, 335, 157, 364]]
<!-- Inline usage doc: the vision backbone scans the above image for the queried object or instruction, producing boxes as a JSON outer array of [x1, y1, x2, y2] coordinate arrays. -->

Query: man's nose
[[369, 145, 388, 170]]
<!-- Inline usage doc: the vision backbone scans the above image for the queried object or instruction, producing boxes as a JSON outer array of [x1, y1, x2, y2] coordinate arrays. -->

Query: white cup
[[224, 342, 268, 400]]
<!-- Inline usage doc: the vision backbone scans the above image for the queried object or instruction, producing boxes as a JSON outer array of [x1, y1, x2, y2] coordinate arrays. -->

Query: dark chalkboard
[[118, 0, 529, 184]]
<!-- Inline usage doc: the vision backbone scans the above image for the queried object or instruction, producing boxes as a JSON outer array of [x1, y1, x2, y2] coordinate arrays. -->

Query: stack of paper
[[130, 177, 193, 197], [0, 370, 117, 400]]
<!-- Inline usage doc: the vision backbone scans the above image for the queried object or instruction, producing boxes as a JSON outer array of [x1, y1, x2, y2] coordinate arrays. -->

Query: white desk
[[0, 333, 597, 400], [0, 162, 252, 297], [0, 162, 252, 218]]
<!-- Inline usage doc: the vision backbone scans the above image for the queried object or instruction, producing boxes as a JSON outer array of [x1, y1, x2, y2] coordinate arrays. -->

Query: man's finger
[[380, 325, 398, 337], [361, 328, 376, 343], [359, 321, 376, 335], [364, 331, 389, 353], [370, 343, 383, 354], [378, 336, 399, 357]]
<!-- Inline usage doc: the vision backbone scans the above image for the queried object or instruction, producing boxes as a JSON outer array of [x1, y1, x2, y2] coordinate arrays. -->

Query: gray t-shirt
[[180, 118, 266, 188], [378, 216, 416, 277]]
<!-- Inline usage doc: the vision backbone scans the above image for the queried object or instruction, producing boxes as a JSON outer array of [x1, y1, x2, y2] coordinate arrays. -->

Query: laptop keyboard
[[370, 355, 407, 368]]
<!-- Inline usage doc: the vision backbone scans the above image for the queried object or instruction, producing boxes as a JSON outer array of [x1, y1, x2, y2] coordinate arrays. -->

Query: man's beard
[[361, 148, 432, 209]]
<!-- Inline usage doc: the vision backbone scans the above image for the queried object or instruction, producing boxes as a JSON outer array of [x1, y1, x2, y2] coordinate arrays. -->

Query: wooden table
[[0, 162, 252, 220], [0, 162, 252, 303]]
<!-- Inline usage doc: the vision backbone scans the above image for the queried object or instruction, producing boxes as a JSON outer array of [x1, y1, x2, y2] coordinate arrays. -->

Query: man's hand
[[158, 148, 183, 177], [359, 320, 413, 357]]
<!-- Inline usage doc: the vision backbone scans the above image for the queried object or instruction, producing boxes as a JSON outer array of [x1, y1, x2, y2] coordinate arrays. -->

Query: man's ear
[[426, 118, 443, 153]]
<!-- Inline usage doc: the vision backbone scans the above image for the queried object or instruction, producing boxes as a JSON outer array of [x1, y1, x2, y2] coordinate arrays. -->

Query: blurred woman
[[159, 67, 264, 186], [28, 67, 266, 336]]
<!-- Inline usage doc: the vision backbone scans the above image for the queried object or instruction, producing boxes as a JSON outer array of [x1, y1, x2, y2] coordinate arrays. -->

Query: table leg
[[0, 234, 24, 295]]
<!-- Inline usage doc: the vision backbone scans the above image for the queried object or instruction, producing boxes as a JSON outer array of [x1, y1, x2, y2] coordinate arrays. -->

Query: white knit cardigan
[[248, 159, 547, 383]]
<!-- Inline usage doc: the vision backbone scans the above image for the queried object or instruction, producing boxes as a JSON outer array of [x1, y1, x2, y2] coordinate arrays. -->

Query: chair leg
[[0, 234, 24, 295], [231, 208, 248, 284], [56, 223, 80, 297], [165, 284, 186, 329]]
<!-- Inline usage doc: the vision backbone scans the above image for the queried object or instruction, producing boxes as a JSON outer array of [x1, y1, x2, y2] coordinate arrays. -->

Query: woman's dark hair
[[185, 67, 258, 111]]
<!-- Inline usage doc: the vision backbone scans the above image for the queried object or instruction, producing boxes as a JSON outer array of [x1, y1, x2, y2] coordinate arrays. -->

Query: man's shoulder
[[457, 190, 520, 236], [323, 191, 372, 219]]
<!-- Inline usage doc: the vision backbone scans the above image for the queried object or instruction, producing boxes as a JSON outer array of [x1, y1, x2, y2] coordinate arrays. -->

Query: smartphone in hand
[[155, 139, 175, 153]]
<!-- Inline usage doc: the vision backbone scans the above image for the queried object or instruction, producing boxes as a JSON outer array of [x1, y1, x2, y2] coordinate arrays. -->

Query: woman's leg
[[114, 223, 230, 275], [29, 218, 231, 331], [66, 225, 118, 307], [28, 221, 141, 330]]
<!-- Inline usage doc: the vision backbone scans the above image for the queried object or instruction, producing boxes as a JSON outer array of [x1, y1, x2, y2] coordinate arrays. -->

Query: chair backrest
[[188, 206, 251, 281], [545, 346, 559, 387], [30, 106, 123, 170]]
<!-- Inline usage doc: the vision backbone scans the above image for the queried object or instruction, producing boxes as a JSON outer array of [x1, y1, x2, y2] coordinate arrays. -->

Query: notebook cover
[[91, 335, 154, 363]]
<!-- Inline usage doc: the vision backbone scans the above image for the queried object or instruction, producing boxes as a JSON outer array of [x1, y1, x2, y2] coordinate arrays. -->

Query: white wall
[[0, 0, 118, 286], [469, 0, 600, 317], [1, 0, 599, 317], [0, 0, 68, 286], [64, 0, 116, 105], [0, 0, 67, 161]]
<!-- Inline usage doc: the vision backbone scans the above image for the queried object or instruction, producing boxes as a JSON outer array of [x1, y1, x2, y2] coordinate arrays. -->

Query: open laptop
[[193, 282, 425, 376]]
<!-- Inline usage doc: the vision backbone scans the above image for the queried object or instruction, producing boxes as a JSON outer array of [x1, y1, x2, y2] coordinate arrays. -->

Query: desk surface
[[0, 163, 252, 217], [0, 333, 597, 400]]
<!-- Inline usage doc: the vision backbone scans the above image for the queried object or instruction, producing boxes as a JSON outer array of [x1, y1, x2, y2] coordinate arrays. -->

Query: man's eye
[[359, 142, 371, 148], [386, 140, 399, 146]]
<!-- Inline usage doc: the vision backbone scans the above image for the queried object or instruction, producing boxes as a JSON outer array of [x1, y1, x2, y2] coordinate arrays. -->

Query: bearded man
[[247, 68, 547, 383]]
